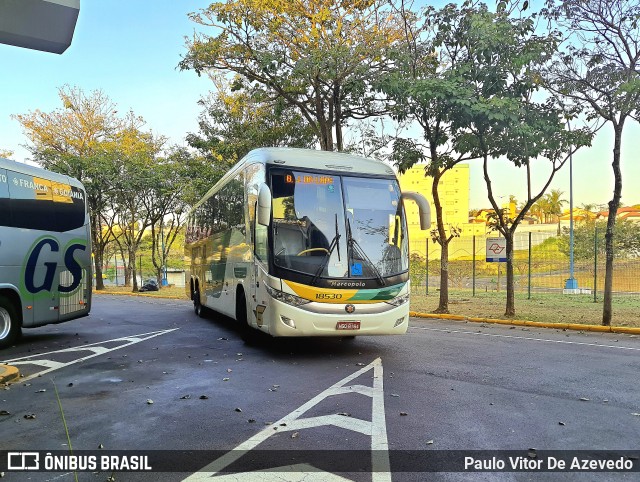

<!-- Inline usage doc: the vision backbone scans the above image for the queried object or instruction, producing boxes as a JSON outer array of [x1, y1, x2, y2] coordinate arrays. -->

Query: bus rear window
[[0, 170, 86, 232]]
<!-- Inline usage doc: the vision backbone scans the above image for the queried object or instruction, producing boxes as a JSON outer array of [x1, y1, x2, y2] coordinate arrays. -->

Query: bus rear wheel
[[0, 296, 21, 349], [193, 288, 204, 318]]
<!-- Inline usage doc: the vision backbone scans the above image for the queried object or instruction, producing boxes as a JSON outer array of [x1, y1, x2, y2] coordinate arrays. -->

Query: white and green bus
[[185, 148, 430, 339], [0, 157, 92, 348]]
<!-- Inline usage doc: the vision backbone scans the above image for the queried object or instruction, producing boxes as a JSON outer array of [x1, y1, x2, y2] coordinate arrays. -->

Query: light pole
[[564, 121, 578, 292], [161, 217, 168, 286]]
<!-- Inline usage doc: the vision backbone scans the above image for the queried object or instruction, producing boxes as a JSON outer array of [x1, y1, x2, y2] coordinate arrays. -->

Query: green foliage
[[13, 86, 214, 290], [187, 81, 315, 164], [558, 219, 640, 260], [180, 0, 405, 150]]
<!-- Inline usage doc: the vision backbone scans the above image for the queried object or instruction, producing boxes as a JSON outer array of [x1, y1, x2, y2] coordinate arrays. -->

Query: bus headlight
[[385, 293, 409, 307], [265, 284, 311, 307]]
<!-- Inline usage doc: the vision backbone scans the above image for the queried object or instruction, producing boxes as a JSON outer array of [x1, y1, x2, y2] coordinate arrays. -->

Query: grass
[[410, 290, 640, 328], [95, 284, 640, 328]]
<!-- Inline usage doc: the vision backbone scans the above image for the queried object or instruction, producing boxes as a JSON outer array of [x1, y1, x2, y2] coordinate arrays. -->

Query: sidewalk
[[0, 364, 19, 384]]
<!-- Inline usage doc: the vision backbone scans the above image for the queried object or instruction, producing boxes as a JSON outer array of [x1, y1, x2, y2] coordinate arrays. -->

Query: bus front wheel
[[0, 296, 21, 349], [236, 291, 258, 344]]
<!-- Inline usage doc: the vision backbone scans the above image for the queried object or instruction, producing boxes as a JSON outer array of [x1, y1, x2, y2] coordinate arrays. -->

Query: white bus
[[0, 157, 92, 348], [185, 148, 430, 339]]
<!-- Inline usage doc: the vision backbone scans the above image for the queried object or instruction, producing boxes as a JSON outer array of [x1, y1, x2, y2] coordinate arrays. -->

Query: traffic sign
[[486, 237, 507, 262]]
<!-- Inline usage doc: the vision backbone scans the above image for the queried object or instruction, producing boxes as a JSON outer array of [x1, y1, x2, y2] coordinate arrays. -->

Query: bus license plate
[[336, 321, 360, 330]]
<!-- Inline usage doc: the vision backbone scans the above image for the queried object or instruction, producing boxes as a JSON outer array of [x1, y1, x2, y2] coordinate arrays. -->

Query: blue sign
[[350, 263, 363, 276]]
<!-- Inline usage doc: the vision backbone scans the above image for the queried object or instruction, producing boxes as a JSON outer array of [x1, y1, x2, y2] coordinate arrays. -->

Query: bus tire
[[193, 287, 204, 318], [236, 291, 257, 344], [0, 295, 21, 349]]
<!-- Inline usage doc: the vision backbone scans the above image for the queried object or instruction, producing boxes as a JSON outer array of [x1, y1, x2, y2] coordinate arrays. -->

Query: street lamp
[[564, 121, 578, 292], [161, 217, 168, 286]]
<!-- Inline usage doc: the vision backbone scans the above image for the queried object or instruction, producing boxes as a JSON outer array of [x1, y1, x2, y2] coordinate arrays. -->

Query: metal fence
[[408, 228, 640, 298]]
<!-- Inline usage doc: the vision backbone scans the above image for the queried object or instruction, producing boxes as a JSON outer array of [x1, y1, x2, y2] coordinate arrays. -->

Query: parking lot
[[1, 294, 639, 481]]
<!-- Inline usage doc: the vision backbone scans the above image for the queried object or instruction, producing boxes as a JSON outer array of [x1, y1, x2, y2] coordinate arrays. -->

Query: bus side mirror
[[401, 191, 431, 230], [257, 183, 272, 226]]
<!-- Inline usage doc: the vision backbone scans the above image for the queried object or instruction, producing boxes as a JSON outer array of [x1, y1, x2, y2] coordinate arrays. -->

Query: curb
[[0, 364, 20, 385], [409, 311, 640, 335]]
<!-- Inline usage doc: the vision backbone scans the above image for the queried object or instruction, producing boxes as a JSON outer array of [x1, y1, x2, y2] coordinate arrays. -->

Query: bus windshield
[[270, 169, 408, 283]]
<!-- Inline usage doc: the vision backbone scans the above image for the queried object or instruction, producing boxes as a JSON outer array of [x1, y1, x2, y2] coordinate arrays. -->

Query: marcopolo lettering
[[25, 238, 86, 294]]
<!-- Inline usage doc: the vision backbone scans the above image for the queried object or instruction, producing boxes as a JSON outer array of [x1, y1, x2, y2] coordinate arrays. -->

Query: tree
[[379, 2, 482, 313], [187, 76, 316, 163], [545, 188, 567, 234], [144, 148, 216, 287], [559, 219, 640, 260], [180, 0, 405, 151], [543, 0, 640, 325], [0, 149, 13, 158], [105, 124, 166, 292], [12, 86, 130, 289], [455, 4, 592, 316]]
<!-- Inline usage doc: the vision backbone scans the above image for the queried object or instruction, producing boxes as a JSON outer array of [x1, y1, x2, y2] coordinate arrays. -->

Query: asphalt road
[[1, 294, 639, 481]]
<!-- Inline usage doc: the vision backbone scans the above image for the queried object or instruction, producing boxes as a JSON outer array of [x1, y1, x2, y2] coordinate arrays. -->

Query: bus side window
[[7, 172, 57, 231], [0, 168, 10, 227]]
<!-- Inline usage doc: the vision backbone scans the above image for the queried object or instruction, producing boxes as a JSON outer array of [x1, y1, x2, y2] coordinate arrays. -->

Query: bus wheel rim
[[0, 307, 11, 340]]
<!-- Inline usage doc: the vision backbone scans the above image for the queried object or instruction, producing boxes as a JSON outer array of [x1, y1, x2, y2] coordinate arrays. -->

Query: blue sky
[[0, 1, 210, 160], [1, 0, 638, 210]]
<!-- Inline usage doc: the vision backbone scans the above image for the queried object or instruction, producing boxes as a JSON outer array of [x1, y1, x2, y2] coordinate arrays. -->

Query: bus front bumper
[[264, 298, 410, 337]]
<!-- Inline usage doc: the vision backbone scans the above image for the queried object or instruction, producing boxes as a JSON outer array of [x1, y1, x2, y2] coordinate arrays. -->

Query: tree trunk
[[130, 249, 139, 292], [436, 242, 449, 313], [123, 262, 131, 287], [334, 84, 343, 151], [431, 171, 450, 314], [602, 121, 624, 326], [314, 82, 333, 151], [90, 213, 105, 290], [504, 231, 516, 317]]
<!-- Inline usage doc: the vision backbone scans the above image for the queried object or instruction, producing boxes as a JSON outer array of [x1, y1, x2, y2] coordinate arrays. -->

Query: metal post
[[472, 235, 476, 297], [161, 218, 168, 286], [425, 237, 429, 296], [564, 121, 578, 291], [114, 256, 118, 286], [594, 225, 598, 303], [528, 231, 532, 300]]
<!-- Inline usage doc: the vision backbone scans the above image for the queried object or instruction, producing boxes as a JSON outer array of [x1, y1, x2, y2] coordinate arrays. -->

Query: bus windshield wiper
[[346, 218, 385, 286], [310, 213, 341, 286]]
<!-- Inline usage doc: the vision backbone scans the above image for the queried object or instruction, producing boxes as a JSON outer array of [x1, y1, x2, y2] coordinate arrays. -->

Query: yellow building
[[399, 163, 481, 258]]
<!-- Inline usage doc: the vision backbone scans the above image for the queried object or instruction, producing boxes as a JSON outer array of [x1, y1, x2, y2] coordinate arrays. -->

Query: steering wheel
[[297, 248, 330, 256]]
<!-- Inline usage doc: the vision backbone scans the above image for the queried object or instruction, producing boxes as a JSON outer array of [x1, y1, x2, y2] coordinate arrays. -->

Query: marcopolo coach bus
[[185, 148, 430, 339], [0, 157, 92, 348]]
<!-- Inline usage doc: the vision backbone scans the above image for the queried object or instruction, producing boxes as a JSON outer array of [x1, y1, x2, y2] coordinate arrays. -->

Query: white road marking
[[409, 325, 640, 351], [206, 464, 353, 481], [2, 329, 178, 382], [183, 357, 390, 482]]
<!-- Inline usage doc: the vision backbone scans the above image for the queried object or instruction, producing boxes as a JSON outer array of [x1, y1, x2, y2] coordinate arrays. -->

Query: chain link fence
[[409, 227, 640, 299]]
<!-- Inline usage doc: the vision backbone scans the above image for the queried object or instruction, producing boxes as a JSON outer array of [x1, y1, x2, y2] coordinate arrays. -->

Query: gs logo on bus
[[24, 237, 87, 294]]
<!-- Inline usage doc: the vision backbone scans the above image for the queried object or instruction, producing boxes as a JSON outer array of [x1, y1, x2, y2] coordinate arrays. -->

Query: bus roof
[[0, 157, 84, 189], [191, 148, 398, 212], [245, 148, 396, 177]]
